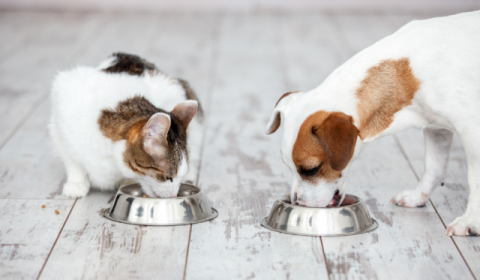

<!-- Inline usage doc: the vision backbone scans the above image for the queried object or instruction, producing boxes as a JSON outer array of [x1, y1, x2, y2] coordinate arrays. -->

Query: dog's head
[[266, 91, 359, 207]]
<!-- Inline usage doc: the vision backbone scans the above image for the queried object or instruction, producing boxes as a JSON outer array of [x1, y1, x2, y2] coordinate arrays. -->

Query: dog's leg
[[445, 130, 480, 236], [391, 128, 453, 207]]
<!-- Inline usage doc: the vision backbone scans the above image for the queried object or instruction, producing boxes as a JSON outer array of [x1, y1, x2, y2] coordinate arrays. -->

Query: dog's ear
[[312, 112, 359, 171], [265, 91, 301, 135]]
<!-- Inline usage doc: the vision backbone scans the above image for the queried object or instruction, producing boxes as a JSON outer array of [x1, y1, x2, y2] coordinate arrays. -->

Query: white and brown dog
[[265, 11, 480, 236]]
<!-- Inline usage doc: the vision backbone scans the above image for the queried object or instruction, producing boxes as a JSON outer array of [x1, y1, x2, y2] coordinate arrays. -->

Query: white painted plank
[[276, 14, 350, 92], [0, 199, 73, 279], [0, 12, 102, 147], [39, 191, 191, 280], [0, 13, 107, 198], [146, 14, 220, 103], [0, 100, 67, 199], [396, 128, 480, 277], [74, 13, 160, 67], [186, 14, 329, 280], [323, 136, 472, 279], [40, 14, 219, 279], [0, 12, 108, 280], [0, 12, 43, 62], [281, 13, 473, 279]]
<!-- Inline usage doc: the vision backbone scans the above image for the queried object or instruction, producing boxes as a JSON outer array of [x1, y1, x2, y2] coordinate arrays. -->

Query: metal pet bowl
[[104, 183, 218, 226], [261, 194, 377, 237]]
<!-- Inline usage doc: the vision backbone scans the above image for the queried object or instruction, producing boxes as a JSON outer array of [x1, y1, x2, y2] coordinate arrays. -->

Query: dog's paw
[[445, 215, 480, 236], [390, 189, 427, 207], [63, 182, 90, 198]]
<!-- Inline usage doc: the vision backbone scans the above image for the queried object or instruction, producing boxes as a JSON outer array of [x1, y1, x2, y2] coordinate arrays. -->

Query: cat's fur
[[50, 53, 203, 198]]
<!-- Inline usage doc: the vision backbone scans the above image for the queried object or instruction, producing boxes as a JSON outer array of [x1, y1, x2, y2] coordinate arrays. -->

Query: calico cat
[[50, 53, 203, 198]]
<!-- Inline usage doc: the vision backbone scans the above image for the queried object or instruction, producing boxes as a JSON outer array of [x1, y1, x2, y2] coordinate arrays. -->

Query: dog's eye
[[300, 164, 322, 176]]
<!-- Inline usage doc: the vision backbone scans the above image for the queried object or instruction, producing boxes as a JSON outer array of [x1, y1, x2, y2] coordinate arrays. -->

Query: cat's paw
[[445, 215, 480, 236], [390, 189, 427, 207], [63, 182, 90, 198]]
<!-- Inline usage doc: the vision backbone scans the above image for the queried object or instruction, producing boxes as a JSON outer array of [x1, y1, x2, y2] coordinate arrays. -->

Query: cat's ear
[[142, 113, 171, 155], [171, 100, 198, 130]]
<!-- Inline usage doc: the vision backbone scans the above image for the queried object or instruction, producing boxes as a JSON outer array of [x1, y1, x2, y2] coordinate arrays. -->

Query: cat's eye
[[300, 164, 322, 177]]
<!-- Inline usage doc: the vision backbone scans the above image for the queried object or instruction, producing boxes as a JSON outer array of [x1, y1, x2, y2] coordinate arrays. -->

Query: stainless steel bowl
[[261, 194, 377, 236], [103, 183, 217, 226]]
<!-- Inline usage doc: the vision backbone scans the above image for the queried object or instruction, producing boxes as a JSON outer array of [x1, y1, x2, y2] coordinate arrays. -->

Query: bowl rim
[[260, 217, 378, 237], [277, 193, 362, 209], [118, 183, 203, 200], [103, 207, 218, 226], [261, 194, 378, 237]]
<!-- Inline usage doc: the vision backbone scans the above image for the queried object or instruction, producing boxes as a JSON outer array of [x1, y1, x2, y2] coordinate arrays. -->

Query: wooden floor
[[0, 10, 479, 280]]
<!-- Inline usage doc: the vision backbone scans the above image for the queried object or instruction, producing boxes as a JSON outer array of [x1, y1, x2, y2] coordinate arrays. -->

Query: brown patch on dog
[[356, 58, 420, 139], [98, 96, 188, 180], [103, 53, 156, 76], [178, 78, 204, 120], [275, 91, 300, 107], [292, 111, 358, 183]]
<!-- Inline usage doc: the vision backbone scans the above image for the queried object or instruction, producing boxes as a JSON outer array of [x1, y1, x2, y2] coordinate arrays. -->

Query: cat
[[49, 53, 203, 198]]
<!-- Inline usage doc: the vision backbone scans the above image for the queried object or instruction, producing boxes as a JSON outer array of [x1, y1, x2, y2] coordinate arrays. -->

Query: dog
[[265, 11, 480, 236]]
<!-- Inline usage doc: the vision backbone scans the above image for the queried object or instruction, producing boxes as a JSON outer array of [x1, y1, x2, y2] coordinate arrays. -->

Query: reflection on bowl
[[261, 194, 377, 237], [104, 183, 218, 226]]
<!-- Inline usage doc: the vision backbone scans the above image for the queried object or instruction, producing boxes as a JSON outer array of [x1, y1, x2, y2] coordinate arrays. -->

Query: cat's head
[[123, 101, 198, 197]]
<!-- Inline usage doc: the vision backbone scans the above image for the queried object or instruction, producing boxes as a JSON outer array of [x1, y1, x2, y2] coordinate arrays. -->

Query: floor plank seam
[[272, 14, 292, 91], [66, 12, 111, 66], [0, 29, 35, 66], [393, 135, 477, 280], [183, 225, 193, 280], [276, 13, 332, 279], [194, 14, 222, 186], [429, 200, 476, 279], [0, 14, 107, 152], [429, 198, 476, 280], [450, 233, 477, 280], [392, 135, 420, 180], [319, 237, 331, 280], [328, 13, 357, 59], [185, 15, 222, 279], [35, 198, 78, 280], [0, 94, 47, 151]]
